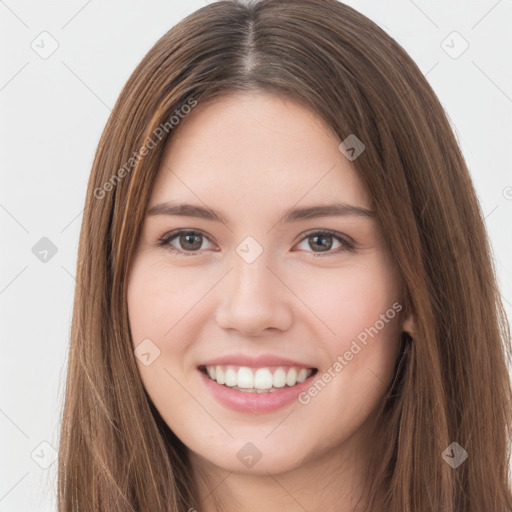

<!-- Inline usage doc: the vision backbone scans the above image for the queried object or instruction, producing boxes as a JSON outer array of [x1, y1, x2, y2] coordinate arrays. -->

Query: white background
[[1, 1, 511, 510]]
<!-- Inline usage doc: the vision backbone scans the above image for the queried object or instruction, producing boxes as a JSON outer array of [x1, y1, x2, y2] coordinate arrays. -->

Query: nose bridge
[[231, 234, 275, 295], [232, 251, 271, 297], [214, 238, 293, 334]]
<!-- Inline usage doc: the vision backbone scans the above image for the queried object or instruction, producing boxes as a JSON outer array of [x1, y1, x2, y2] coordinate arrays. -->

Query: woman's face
[[127, 92, 408, 476]]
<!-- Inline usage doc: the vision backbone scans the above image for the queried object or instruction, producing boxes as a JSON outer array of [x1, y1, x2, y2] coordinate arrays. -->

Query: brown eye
[[157, 230, 214, 255], [177, 233, 203, 251], [308, 233, 334, 252], [295, 230, 354, 256]]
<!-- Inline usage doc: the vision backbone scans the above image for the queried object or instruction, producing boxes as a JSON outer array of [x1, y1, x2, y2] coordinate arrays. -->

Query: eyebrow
[[147, 202, 375, 225]]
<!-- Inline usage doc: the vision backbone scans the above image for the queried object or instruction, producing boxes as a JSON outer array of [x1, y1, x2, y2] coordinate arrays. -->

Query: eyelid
[[298, 228, 354, 246], [157, 228, 355, 256]]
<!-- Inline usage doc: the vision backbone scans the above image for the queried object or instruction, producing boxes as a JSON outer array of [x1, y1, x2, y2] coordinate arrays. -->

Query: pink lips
[[198, 353, 317, 414]]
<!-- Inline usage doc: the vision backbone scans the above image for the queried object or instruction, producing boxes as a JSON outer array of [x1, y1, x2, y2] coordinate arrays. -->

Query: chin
[[189, 433, 313, 475]]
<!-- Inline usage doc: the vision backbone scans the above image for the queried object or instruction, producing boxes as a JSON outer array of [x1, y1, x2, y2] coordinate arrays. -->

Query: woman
[[57, 0, 512, 510]]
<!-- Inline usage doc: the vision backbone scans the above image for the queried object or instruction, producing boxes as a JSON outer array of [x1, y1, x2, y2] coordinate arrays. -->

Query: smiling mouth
[[198, 365, 318, 393]]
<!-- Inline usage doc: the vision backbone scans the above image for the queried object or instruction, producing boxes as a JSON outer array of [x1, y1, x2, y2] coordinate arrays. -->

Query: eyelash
[[156, 229, 355, 257]]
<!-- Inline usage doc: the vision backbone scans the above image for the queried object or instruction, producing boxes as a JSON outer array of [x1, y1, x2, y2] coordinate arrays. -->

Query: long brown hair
[[57, 0, 512, 510]]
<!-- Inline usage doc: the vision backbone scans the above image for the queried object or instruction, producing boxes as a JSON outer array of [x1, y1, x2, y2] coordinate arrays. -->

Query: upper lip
[[199, 354, 316, 369]]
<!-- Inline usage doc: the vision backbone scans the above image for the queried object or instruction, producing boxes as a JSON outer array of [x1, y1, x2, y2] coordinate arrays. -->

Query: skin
[[127, 92, 415, 512]]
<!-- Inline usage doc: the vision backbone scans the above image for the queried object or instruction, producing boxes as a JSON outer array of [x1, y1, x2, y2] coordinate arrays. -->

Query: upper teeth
[[205, 365, 313, 390]]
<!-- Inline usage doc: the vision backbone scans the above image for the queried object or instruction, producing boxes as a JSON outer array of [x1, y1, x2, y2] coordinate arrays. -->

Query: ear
[[401, 313, 417, 336]]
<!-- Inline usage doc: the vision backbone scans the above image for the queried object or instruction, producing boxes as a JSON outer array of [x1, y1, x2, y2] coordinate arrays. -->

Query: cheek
[[126, 258, 202, 415], [293, 259, 401, 348], [294, 261, 403, 427], [127, 256, 210, 347], [126, 256, 220, 409]]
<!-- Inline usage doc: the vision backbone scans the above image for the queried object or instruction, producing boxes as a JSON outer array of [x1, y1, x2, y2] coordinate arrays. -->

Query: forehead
[[149, 92, 371, 218]]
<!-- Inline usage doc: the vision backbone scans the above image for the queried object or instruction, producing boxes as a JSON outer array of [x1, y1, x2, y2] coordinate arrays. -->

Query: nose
[[214, 251, 294, 336]]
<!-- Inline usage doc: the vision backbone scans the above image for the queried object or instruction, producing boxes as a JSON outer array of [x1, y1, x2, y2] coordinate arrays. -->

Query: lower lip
[[198, 369, 316, 413]]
